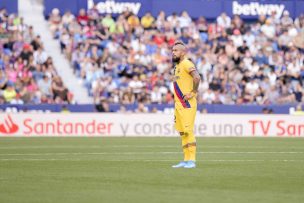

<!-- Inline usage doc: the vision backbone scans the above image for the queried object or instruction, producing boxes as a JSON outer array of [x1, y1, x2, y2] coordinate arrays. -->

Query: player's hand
[[183, 92, 197, 101]]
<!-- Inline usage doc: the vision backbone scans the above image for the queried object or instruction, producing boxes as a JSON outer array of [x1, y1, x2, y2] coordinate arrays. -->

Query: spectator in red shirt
[[77, 9, 89, 26]]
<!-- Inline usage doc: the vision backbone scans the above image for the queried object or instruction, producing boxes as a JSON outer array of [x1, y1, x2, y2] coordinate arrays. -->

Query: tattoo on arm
[[190, 69, 201, 93]]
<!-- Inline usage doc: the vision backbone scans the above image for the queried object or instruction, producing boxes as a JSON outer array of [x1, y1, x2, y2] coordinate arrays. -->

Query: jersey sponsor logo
[[232, 1, 285, 18], [0, 115, 19, 134], [88, 0, 141, 15]]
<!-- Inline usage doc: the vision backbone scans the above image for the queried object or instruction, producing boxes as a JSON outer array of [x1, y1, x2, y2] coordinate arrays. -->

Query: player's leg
[[172, 106, 188, 168], [181, 131, 190, 161], [187, 108, 197, 162], [176, 106, 193, 162], [184, 132, 196, 168], [172, 132, 189, 168], [181, 107, 197, 168]]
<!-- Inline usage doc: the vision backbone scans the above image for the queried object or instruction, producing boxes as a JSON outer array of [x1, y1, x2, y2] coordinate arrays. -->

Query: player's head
[[172, 41, 187, 63]]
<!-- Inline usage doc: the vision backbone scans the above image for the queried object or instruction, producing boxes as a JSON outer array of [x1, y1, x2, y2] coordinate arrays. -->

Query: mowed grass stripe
[[0, 145, 304, 149], [1, 137, 304, 203], [0, 151, 304, 156], [0, 158, 303, 162]]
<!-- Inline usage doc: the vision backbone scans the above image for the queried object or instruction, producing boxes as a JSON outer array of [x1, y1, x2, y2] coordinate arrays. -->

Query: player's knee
[[179, 132, 189, 136], [184, 129, 192, 136], [188, 142, 197, 147]]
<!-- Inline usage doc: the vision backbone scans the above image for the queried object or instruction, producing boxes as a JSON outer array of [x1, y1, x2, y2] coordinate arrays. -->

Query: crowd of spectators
[[50, 6, 304, 106], [0, 8, 73, 105]]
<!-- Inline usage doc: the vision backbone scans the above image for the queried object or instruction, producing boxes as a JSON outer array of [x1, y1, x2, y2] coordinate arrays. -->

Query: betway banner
[[0, 113, 303, 137], [88, 0, 301, 19], [44, 0, 304, 19], [230, 1, 287, 17]]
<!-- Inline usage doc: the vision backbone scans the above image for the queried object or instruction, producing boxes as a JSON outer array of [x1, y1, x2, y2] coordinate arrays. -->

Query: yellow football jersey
[[173, 58, 197, 108]]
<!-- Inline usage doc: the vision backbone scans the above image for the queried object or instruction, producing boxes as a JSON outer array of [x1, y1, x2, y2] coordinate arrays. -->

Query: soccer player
[[171, 41, 200, 168]]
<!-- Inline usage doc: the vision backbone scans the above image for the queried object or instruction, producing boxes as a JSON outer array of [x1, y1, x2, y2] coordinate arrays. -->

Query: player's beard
[[172, 56, 180, 63]]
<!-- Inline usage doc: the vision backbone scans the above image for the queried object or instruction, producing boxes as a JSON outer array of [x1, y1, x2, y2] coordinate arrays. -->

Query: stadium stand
[[0, 8, 73, 104], [51, 7, 304, 106]]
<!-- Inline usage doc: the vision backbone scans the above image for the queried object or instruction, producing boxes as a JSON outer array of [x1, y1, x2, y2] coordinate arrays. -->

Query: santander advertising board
[[0, 114, 113, 136], [0, 113, 303, 137]]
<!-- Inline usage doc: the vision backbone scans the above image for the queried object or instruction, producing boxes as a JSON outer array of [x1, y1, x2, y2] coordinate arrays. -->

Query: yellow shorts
[[174, 102, 197, 134]]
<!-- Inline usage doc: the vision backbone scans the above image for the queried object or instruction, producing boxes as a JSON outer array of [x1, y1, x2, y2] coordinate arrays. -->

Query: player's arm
[[184, 68, 201, 100], [189, 68, 200, 94]]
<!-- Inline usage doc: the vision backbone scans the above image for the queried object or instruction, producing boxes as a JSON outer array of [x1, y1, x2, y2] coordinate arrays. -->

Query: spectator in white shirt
[[151, 86, 162, 104], [231, 29, 243, 47], [243, 30, 255, 47], [197, 56, 212, 80], [261, 19, 276, 39], [167, 12, 179, 27], [62, 11, 75, 26], [129, 75, 144, 96], [217, 12, 231, 29], [245, 79, 259, 95], [202, 89, 215, 104], [178, 11, 192, 28], [33, 46, 48, 65], [281, 11, 293, 28], [38, 75, 51, 96]]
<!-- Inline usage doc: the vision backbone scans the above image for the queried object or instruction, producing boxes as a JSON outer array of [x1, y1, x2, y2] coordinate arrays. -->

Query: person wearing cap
[[20, 44, 33, 61], [281, 10, 293, 28]]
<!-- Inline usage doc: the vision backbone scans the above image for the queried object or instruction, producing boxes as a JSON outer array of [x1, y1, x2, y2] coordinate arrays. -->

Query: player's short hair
[[174, 40, 186, 47]]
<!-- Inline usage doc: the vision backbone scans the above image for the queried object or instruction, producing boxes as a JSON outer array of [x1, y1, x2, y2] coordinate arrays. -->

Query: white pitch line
[[0, 159, 302, 162], [0, 151, 304, 156], [203, 151, 304, 154], [0, 145, 303, 149], [0, 145, 178, 149]]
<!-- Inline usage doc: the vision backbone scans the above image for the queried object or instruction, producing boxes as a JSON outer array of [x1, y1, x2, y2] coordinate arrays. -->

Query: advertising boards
[[43, 0, 304, 19], [1, 113, 303, 137]]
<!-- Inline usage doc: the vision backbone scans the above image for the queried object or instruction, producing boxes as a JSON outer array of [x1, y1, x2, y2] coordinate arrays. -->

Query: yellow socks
[[188, 143, 196, 161], [182, 132, 196, 162]]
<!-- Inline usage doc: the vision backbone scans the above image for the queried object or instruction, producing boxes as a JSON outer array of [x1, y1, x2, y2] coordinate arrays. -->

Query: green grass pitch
[[0, 137, 304, 203]]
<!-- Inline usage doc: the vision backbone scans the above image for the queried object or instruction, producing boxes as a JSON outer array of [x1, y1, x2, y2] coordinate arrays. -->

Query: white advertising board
[[0, 113, 303, 137]]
